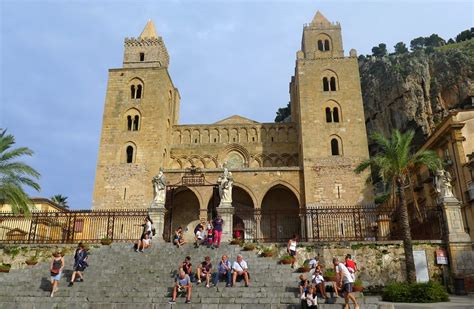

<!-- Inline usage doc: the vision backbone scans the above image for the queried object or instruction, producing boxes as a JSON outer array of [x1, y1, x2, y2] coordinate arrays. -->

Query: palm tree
[[355, 130, 441, 283], [0, 129, 41, 214], [51, 194, 69, 209]]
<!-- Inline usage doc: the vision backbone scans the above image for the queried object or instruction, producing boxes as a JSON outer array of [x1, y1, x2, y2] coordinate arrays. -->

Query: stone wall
[[274, 241, 444, 286]]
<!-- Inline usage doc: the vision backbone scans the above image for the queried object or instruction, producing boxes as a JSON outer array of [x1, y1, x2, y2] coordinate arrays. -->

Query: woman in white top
[[287, 234, 298, 269], [304, 286, 318, 308]]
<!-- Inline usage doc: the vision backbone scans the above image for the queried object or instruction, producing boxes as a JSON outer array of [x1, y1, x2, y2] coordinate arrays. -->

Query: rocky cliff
[[359, 40, 474, 152]]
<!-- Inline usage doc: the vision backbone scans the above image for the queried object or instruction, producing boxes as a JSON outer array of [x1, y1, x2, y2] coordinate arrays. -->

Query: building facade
[[92, 12, 373, 240]]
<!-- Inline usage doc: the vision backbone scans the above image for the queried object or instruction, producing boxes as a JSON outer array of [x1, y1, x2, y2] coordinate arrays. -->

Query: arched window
[[323, 77, 329, 91], [133, 115, 139, 131], [331, 138, 340, 156], [324, 40, 330, 51], [333, 107, 339, 123], [130, 85, 136, 99], [330, 77, 337, 91], [126, 146, 134, 163], [325, 107, 332, 123], [317, 40, 324, 51], [127, 116, 132, 131], [136, 85, 142, 99]]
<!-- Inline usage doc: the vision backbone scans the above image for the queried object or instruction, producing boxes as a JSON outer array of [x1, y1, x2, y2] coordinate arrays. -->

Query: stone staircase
[[0, 243, 379, 309]]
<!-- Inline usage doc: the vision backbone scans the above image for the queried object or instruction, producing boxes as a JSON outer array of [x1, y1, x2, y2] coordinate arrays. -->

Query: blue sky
[[0, 0, 472, 209]]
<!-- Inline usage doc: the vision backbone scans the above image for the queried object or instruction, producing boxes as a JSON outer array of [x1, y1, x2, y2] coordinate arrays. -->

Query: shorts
[[289, 250, 296, 256], [50, 272, 62, 281], [74, 265, 86, 272], [342, 282, 353, 294]]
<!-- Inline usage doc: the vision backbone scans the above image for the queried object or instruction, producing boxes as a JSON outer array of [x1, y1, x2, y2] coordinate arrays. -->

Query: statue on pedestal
[[152, 168, 166, 204], [434, 169, 454, 199], [217, 164, 233, 205]]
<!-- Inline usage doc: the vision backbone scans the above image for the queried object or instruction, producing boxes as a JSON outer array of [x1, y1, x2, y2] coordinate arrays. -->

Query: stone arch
[[123, 141, 137, 163], [321, 69, 339, 92], [249, 156, 261, 168], [267, 127, 277, 143], [189, 155, 205, 168], [202, 129, 210, 144], [277, 127, 287, 142], [221, 128, 229, 143], [262, 155, 273, 167], [316, 33, 332, 52], [173, 131, 181, 144], [249, 127, 258, 142], [210, 128, 219, 143], [232, 184, 257, 241], [170, 187, 201, 241], [330, 134, 343, 156], [260, 184, 301, 241], [286, 154, 298, 166], [129, 77, 144, 99], [182, 129, 191, 144], [239, 128, 248, 143], [324, 100, 342, 123], [287, 127, 297, 142], [223, 144, 250, 168], [202, 155, 218, 169], [170, 157, 182, 169], [124, 108, 142, 131], [192, 130, 200, 144], [260, 180, 301, 206]]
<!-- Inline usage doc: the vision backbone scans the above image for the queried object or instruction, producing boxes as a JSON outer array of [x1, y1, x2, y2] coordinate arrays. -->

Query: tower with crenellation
[[290, 11, 372, 207], [93, 21, 180, 209]]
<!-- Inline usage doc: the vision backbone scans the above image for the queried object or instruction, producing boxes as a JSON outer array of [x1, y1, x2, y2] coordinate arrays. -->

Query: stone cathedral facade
[[93, 11, 373, 239]]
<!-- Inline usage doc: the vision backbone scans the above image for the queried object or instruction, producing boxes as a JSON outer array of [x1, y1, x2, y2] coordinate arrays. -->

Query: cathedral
[[93, 11, 373, 241]]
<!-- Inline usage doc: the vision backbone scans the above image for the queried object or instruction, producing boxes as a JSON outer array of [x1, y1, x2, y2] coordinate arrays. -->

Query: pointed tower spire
[[311, 11, 331, 26], [139, 20, 158, 39]]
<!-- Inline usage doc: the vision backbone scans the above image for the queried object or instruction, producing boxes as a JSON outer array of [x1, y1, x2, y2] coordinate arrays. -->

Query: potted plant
[[297, 262, 311, 273], [25, 252, 39, 266], [353, 279, 364, 292], [261, 247, 273, 257], [279, 254, 295, 265], [324, 269, 337, 282], [100, 237, 112, 245], [242, 243, 256, 251], [229, 239, 242, 245], [0, 263, 11, 273]]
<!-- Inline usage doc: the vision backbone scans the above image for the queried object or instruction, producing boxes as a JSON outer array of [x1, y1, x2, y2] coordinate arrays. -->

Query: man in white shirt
[[232, 255, 250, 287], [333, 257, 359, 309]]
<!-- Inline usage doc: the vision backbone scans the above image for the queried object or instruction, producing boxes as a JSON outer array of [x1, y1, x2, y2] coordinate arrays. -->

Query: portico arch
[[231, 186, 255, 241], [168, 187, 201, 241], [260, 184, 300, 241]]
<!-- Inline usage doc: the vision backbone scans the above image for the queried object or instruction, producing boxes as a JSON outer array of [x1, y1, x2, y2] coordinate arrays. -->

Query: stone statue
[[434, 169, 454, 198], [152, 168, 166, 204], [218, 165, 233, 205]]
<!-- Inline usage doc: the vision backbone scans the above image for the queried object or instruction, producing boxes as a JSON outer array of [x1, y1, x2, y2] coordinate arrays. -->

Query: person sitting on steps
[[232, 254, 250, 287], [181, 256, 193, 281], [135, 232, 151, 252], [313, 265, 328, 299], [197, 256, 213, 288], [213, 254, 232, 287], [173, 227, 185, 248], [194, 226, 204, 248], [169, 268, 192, 304]]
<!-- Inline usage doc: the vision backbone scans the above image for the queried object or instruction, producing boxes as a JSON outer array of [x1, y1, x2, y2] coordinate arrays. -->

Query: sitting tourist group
[[298, 254, 359, 309], [168, 254, 250, 304]]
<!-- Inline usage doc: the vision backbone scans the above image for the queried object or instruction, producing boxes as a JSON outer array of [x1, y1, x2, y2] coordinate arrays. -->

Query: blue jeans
[[213, 271, 231, 286]]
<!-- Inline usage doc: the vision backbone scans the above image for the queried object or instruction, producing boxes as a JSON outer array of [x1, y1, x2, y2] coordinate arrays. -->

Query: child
[[194, 226, 204, 248], [206, 221, 214, 248]]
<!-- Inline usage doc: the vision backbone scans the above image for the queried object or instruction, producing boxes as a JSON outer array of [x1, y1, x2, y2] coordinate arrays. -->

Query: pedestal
[[148, 201, 166, 243], [439, 197, 473, 278], [217, 203, 234, 243]]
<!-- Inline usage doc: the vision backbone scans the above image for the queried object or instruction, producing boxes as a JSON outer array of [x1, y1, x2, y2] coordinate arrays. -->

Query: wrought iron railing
[[0, 206, 444, 244]]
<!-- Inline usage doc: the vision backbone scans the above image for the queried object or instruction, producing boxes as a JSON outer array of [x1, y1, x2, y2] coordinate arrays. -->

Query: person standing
[[287, 234, 298, 269], [49, 252, 64, 297], [69, 243, 88, 287], [345, 254, 357, 281], [333, 257, 359, 309], [206, 221, 214, 248], [212, 215, 224, 248]]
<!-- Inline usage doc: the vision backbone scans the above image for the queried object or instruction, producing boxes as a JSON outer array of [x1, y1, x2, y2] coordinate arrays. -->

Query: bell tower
[[92, 21, 180, 210], [290, 11, 372, 207]]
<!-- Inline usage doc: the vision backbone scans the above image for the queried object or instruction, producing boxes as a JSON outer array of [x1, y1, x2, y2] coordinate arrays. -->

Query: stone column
[[217, 202, 234, 243], [148, 201, 166, 243], [439, 196, 473, 278]]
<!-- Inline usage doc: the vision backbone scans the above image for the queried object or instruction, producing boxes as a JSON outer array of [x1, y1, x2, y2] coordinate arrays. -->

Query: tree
[[394, 42, 408, 54], [51, 194, 69, 209], [0, 129, 41, 214], [275, 102, 291, 122], [424, 34, 445, 47], [354, 130, 441, 283], [447, 38, 455, 44], [410, 37, 425, 51], [371, 43, 387, 57], [455, 28, 473, 42]]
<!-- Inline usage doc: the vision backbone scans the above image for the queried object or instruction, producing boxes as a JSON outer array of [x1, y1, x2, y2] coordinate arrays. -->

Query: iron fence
[[0, 210, 148, 244], [0, 206, 444, 244]]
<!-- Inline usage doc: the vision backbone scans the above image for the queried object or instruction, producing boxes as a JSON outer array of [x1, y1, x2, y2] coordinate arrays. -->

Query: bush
[[382, 282, 449, 303], [261, 247, 273, 257], [279, 254, 295, 264], [242, 243, 256, 251]]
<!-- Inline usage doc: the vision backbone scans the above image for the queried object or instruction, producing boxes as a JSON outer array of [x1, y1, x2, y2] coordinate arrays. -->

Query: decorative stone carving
[[434, 169, 454, 199], [152, 168, 166, 204], [218, 164, 233, 205]]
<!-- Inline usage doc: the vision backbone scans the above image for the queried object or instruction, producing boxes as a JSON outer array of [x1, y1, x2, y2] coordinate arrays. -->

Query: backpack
[[151, 225, 156, 236]]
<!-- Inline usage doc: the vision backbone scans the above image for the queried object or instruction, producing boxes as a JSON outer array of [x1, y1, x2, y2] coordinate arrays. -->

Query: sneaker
[[225, 283, 230, 287], [68, 282, 73, 287], [206, 284, 210, 288], [78, 278, 84, 282], [185, 300, 191, 304], [139, 250, 144, 253], [168, 300, 176, 304], [197, 280, 201, 284], [135, 249, 139, 252]]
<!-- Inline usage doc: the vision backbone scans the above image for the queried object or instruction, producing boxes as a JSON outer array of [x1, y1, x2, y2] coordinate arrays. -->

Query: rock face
[[359, 40, 474, 152]]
